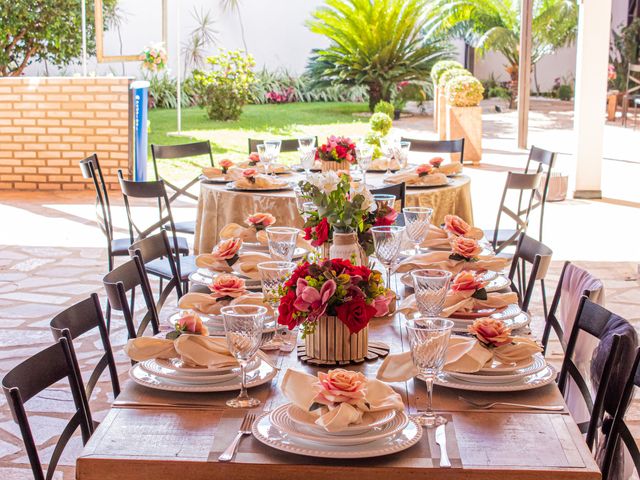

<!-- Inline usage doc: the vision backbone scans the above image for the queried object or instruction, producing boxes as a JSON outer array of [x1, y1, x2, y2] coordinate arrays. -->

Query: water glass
[[266, 226, 299, 262], [411, 269, 452, 316], [257, 261, 297, 351], [264, 140, 282, 175], [373, 194, 396, 211], [371, 225, 405, 288], [298, 147, 316, 178], [355, 144, 373, 185], [256, 143, 270, 176], [399, 141, 411, 168], [221, 304, 267, 408], [298, 136, 315, 152], [405, 318, 453, 427], [402, 207, 433, 255], [380, 137, 398, 174]]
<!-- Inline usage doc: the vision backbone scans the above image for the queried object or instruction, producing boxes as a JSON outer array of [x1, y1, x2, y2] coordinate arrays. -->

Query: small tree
[[0, 0, 118, 76]]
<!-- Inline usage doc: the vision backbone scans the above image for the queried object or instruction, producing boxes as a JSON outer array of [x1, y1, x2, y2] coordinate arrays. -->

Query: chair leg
[[540, 279, 548, 321], [158, 277, 164, 303]]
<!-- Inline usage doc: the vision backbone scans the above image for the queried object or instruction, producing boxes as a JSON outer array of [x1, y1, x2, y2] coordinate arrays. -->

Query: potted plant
[[437, 68, 472, 139], [277, 258, 392, 362], [445, 75, 485, 164], [316, 136, 357, 172]]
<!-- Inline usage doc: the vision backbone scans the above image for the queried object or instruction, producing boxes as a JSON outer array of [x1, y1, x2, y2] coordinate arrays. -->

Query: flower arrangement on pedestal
[[316, 136, 356, 171], [140, 43, 167, 72]]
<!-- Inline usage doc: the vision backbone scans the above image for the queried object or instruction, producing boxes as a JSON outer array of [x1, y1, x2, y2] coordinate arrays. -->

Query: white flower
[[351, 181, 377, 213], [308, 171, 340, 195]]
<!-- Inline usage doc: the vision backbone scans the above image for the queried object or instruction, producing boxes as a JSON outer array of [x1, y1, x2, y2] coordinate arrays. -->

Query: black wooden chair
[[102, 256, 160, 340], [557, 296, 637, 450], [247, 137, 318, 154], [507, 234, 553, 318], [521, 146, 557, 241], [129, 230, 195, 310], [400, 137, 465, 163], [600, 347, 640, 480], [2, 337, 94, 480], [541, 261, 604, 354], [50, 293, 120, 402], [150, 141, 213, 235], [484, 171, 542, 253]]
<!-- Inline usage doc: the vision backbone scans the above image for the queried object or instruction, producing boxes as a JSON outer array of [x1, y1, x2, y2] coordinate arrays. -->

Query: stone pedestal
[[446, 105, 482, 164]]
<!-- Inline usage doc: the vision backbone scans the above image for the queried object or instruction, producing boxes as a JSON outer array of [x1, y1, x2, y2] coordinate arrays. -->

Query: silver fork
[[458, 396, 564, 411], [218, 412, 256, 462]]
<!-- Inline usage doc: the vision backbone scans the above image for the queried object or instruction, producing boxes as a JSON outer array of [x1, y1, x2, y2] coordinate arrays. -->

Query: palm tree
[[220, 0, 248, 53], [428, 0, 578, 107], [182, 7, 218, 75], [307, 0, 449, 111]]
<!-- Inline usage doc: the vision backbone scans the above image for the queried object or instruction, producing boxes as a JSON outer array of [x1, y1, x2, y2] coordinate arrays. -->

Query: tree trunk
[[368, 81, 383, 112], [507, 65, 519, 109]]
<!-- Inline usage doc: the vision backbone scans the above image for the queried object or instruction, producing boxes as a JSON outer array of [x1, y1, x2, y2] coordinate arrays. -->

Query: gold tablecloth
[[193, 173, 473, 254]]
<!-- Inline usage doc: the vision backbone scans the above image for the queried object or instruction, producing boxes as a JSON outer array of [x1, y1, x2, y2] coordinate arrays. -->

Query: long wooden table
[[77, 309, 601, 480]]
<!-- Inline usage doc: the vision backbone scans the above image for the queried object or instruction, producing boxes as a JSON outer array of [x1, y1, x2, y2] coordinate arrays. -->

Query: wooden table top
[[77, 310, 601, 480]]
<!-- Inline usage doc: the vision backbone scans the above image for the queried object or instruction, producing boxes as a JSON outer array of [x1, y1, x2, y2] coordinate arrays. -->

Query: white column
[[517, 0, 533, 149], [573, 0, 612, 199], [81, 0, 87, 76]]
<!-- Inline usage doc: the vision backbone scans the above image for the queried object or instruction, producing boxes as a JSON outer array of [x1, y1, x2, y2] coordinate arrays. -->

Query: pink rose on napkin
[[219, 159, 234, 174], [416, 164, 433, 177], [444, 214, 471, 236], [372, 289, 394, 317], [175, 312, 208, 336], [451, 271, 487, 292], [468, 318, 512, 347], [208, 274, 246, 298], [450, 236, 482, 260], [293, 278, 336, 320], [429, 157, 444, 168], [211, 238, 242, 262], [245, 212, 276, 230], [313, 369, 367, 407], [248, 152, 260, 165]]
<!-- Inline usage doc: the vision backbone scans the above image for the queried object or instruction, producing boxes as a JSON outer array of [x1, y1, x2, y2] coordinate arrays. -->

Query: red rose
[[335, 145, 347, 159], [312, 218, 330, 247], [335, 297, 376, 334], [285, 262, 310, 288], [277, 290, 298, 330]]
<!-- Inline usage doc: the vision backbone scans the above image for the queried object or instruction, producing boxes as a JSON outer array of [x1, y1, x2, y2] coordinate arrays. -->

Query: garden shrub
[[373, 100, 394, 118], [431, 60, 464, 84], [369, 112, 393, 136], [557, 84, 573, 101], [445, 76, 485, 107], [438, 68, 472, 89]]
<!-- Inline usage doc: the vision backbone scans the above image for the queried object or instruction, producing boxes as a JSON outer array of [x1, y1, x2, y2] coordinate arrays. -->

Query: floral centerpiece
[[278, 258, 392, 361], [140, 43, 167, 72], [299, 171, 376, 262], [316, 136, 356, 172]]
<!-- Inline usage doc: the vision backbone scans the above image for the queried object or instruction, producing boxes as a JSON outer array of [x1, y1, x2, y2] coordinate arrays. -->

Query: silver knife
[[435, 424, 451, 468]]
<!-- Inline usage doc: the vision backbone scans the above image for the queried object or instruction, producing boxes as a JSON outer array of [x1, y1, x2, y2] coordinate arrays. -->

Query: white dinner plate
[[270, 404, 408, 446], [400, 271, 509, 292], [432, 364, 556, 392], [288, 404, 396, 436], [153, 355, 261, 376], [451, 309, 530, 334], [479, 355, 535, 374], [189, 269, 262, 289], [200, 175, 232, 184], [446, 354, 547, 384], [226, 181, 292, 192], [140, 360, 242, 384], [129, 356, 277, 393], [252, 411, 422, 459]]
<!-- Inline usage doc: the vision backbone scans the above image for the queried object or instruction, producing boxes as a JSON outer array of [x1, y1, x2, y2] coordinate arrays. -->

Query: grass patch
[[147, 102, 370, 183]]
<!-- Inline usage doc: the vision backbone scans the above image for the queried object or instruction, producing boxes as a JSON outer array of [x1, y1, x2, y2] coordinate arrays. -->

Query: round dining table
[[193, 172, 473, 254]]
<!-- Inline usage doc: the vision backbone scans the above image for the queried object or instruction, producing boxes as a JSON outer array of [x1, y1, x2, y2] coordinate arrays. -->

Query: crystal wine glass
[[402, 206, 433, 255], [405, 317, 453, 427], [380, 137, 398, 175], [264, 140, 282, 177], [221, 304, 267, 408], [298, 136, 315, 152], [399, 140, 411, 169], [256, 143, 270, 177], [298, 147, 317, 179], [355, 144, 373, 185], [266, 226, 299, 262], [411, 269, 452, 316], [257, 261, 296, 351], [371, 225, 405, 288], [373, 194, 396, 211]]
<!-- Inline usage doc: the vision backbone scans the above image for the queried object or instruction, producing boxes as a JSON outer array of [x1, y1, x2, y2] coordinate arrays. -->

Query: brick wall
[[0, 77, 133, 191]]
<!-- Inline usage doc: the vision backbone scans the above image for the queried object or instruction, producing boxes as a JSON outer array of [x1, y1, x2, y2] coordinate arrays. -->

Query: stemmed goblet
[[405, 318, 454, 427], [371, 225, 405, 288], [402, 206, 433, 255], [355, 144, 373, 185], [221, 304, 267, 408], [411, 269, 452, 316], [264, 140, 282, 177], [266, 226, 299, 262], [257, 261, 297, 351], [298, 147, 317, 179], [399, 141, 411, 169], [256, 144, 270, 177]]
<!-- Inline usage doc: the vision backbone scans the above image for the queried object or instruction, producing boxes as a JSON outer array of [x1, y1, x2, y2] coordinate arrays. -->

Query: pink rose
[[429, 157, 444, 168], [372, 290, 394, 317], [468, 318, 512, 347], [313, 369, 367, 407], [444, 214, 471, 236], [450, 236, 482, 259], [292, 278, 336, 320], [219, 159, 234, 169], [416, 164, 433, 177], [245, 212, 276, 229], [208, 274, 247, 298], [211, 238, 242, 261], [176, 312, 208, 336], [248, 152, 260, 163], [243, 168, 258, 177], [451, 271, 487, 292]]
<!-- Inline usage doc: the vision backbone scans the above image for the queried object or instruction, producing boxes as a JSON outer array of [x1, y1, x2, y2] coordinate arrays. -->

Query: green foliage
[[557, 84, 573, 101], [307, 0, 450, 111], [487, 86, 510, 99], [373, 101, 395, 118], [181, 7, 218, 73], [445, 76, 484, 106], [369, 112, 393, 136], [431, 60, 464, 84], [438, 68, 472, 89], [609, 18, 640, 92], [193, 50, 256, 120], [148, 74, 198, 109], [0, 0, 118, 76]]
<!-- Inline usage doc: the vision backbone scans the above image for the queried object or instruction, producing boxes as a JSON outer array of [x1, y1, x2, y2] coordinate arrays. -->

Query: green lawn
[[148, 102, 371, 183]]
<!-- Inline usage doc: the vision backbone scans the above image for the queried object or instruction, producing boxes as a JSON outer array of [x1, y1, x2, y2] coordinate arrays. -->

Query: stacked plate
[[401, 270, 511, 293], [448, 303, 530, 333], [129, 354, 277, 393], [167, 311, 276, 336], [434, 353, 556, 392], [189, 268, 262, 290], [252, 403, 422, 458]]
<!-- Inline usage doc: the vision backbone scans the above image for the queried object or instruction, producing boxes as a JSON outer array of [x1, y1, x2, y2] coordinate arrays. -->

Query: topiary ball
[[438, 68, 472, 89], [374, 100, 395, 118], [445, 76, 485, 107], [369, 112, 393, 136], [431, 60, 464, 85]]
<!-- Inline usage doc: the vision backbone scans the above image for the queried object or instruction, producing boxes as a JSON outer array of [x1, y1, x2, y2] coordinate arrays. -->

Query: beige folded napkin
[[398, 291, 518, 318], [420, 223, 483, 249], [385, 168, 448, 186], [125, 335, 237, 368], [376, 335, 541, 380], [393, 251, 509, 275], [255, 229, 314, 252], [202, 166, 243, 180], [234, 174, 287, 189], [281, 369, 404, 433], [434, 163, 463, 176], [219, 223, 258, 243], [195, 250, 272, 277], [369, 157, 400, 171], [178, 292, 275, 316], [237, 162, 288, 174]]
